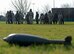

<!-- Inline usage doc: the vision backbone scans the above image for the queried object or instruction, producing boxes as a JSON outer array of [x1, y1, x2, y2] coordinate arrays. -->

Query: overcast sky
[[0, 0, 73, 15]]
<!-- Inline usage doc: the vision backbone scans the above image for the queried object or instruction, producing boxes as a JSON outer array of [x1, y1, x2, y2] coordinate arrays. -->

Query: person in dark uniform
[[40, 13, 44, 24], [28, 9, 34, 24], [15, 11, 20, 24], [44, 13, 49, 24], [6, 11, 9, 24], [53, 13, 58, 24], [48, 11, 53, 24], [58, 13, 64, 24], [35, 12, 39, 24], [6, 10, 14, 24], [25, 12, 30, 24], [19, 11, 24, 24]]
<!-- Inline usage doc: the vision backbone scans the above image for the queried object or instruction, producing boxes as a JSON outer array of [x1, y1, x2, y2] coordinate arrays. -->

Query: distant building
[[52, 8, 74, 21]]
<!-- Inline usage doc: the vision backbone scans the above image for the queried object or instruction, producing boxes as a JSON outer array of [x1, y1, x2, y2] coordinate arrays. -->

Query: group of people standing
[[6, 10, 14, 24], [5, 9, 64, 24], [35, 11, 64, 24], [6, 10, 24, 24]]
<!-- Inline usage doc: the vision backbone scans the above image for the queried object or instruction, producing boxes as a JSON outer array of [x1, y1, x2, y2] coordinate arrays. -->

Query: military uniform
[[40, 13, 44, 24], [48, 11, 53, 24], [28, 9, 34, 24], [58, 13, 64, 24]]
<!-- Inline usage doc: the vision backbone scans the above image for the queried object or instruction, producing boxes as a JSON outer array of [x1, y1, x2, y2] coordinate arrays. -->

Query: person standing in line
[[6, 11, 9, 24], [19, 11, 24, 24], [15, 11, 21, 24], [40, 13, 44, 24], [28, 9, 34, 24], [58, 12, 64, 24], [35, 12, 39, 24], [25, 12, 30, 24], [44, 13, 49, 24], [6, 10, 14, 24], [53, 13, 58, 24], [48, 11, 53, 24]]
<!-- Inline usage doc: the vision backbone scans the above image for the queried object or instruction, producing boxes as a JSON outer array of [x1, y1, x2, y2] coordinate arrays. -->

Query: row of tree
[[11, 0, 73, 16], [0, 0, 73, 22]]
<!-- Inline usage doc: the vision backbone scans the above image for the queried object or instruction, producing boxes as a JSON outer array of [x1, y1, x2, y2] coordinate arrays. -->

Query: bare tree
[[11, 0, 31, 15], [42, 4, 50, 13]]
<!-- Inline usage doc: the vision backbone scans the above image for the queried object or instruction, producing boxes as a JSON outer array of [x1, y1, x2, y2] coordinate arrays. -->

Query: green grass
[[0, 22, 74, 54]]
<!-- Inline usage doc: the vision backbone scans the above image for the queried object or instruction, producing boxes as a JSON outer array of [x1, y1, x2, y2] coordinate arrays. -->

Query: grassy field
[[0, 22, 74, 54]]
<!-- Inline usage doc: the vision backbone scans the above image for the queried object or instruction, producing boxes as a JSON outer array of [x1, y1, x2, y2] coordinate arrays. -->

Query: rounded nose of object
[[3, 37, 7, 41]]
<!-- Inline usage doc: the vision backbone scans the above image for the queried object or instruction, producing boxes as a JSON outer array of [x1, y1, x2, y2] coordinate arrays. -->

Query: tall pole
[[32, 3, 35, 12], [32, 3, 35, 19], [53, 0, 55, 8]]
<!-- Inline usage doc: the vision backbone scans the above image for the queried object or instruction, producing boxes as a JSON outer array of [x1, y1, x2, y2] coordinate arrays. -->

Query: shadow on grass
[[6, 43, 74, 52], [64, 45, 72, 51]]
